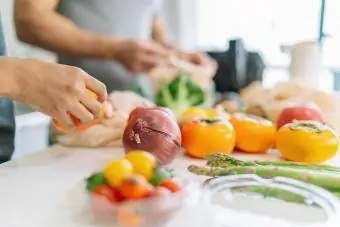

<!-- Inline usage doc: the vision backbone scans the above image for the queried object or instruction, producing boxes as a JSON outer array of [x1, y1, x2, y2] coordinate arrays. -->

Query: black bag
[[0, 16, 16, 163], [209, 39, 265, 93]]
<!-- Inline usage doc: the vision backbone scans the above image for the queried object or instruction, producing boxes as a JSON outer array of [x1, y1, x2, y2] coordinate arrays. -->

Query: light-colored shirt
[[57, 0, 161, 92]]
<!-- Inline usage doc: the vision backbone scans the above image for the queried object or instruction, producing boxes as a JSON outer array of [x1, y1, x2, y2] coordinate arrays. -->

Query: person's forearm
[[14, 6, 121, 59], [0, 57, 21, 99]]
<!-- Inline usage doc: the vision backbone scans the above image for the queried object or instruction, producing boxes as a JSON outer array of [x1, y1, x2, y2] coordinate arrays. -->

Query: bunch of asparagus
[[188, 153, 340, 202]]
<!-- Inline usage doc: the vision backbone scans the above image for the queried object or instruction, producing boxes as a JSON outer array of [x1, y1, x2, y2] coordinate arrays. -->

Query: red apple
[[276, 106, 325, 129]]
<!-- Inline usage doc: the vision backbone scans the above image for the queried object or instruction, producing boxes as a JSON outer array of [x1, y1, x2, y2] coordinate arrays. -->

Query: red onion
[[122, 107, 181, 165]]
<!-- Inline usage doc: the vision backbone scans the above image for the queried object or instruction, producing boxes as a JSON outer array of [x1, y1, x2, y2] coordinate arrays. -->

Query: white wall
[[161, 0, 198, 51]]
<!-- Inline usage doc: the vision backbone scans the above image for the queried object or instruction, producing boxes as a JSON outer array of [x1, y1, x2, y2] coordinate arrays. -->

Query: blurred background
[[1, 0, 339, 157]]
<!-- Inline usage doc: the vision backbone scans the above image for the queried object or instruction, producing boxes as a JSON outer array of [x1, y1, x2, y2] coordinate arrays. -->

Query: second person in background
[[14, 0, 216, 93]]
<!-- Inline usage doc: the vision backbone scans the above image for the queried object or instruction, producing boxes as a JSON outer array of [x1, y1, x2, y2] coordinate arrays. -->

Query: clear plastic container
[[88, 174, 340, 227], [88, 172, 201, 227], [201, 174, 340, 226]]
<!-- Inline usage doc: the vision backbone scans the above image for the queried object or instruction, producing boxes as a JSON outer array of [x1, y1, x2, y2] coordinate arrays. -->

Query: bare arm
[[14, 0, 121, 59], [0, 57, 110, 128], [0, 57, 20, 99]]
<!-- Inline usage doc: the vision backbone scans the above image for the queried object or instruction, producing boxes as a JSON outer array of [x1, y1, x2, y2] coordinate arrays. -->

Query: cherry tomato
[[159, 179, 182, 193], [92, 185, 123, 203], [276, 120, 338, 163], [181, 118, 236, 158], [104, 160, 133, 187], [125, 151, 156, 180], [149, 186, 172, 197], [119, 174, 154, 199], [230, 113, 276, 153]]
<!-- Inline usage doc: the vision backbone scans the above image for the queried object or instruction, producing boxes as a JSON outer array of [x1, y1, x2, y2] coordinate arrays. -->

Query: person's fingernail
[[105, 103, 113, 118]]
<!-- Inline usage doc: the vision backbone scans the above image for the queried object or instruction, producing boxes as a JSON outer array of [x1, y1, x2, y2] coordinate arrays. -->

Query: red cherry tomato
[[159, 179, 182, 193], [93, 185, 124, 203], [149, 186, 172, 198]]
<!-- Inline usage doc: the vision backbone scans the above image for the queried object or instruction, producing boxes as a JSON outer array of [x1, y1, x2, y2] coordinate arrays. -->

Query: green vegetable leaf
[[86, 172, 106, 192], [155, 71, 206, 117], [149, 168, 172, 186]]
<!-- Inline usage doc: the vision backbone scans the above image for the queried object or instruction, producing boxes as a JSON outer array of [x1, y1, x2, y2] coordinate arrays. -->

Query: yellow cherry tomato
[[125, 151, 156, 180], [181, 118, 236, 159], [230, 113, 276, 153], [276, 120, 339, 164], [104, 160, 133, 187]]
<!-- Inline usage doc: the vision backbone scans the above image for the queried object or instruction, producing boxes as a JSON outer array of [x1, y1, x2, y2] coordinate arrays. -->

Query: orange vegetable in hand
[[119, 175, 154, 199], [230, 113, 276, 153], [276, 120, 338, 163], [181, 118, 236, 159], [53, 89, 107, 132]]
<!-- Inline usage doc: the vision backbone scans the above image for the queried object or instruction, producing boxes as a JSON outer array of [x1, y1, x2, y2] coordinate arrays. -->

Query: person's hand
[[115, 39, 171, 73], [184, 52, 217, 70], [10, 59, 108, 130]]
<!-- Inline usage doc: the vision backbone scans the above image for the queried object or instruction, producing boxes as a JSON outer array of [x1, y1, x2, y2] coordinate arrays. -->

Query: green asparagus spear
[[231, 186, 307, 204], [232, 186, 340, 204], [206, 153, 340, 173], [332, 192, 340, 198], [188, 165, 340, 191]]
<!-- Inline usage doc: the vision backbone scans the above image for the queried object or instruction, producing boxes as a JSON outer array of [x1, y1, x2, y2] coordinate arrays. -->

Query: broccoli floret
[[155, 71, 206, 117]]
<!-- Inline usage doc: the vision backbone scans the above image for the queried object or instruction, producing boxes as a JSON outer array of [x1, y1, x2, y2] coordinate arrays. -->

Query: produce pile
[[50, 68, 340, 205], [188, 153, 340, 202], [228, 80, 340, 133], [51, 77, 340, 165], [179, 108, 338, 164], [86, 150, 182, 205]]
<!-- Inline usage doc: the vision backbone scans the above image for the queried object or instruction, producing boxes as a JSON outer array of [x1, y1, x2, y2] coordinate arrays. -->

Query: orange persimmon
[[230, 113, 276, 153], [181, 118, 236, 159]]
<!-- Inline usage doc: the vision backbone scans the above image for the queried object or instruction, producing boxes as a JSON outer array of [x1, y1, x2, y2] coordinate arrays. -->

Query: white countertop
[[0, 146, 340, 227]]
